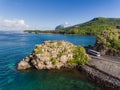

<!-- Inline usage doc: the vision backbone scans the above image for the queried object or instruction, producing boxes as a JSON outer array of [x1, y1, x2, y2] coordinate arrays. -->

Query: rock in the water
[[17, 40, 89, 70], [17, 60, 31, 70]]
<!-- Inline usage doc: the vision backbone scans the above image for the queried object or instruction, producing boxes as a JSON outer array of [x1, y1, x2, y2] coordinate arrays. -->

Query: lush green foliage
[[62, 17, 120, 35], [97, 29, 120, 51], [68, 46, 90, 65]]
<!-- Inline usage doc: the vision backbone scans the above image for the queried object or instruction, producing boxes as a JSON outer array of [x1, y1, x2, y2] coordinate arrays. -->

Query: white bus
[[87, 49, 100, 56]]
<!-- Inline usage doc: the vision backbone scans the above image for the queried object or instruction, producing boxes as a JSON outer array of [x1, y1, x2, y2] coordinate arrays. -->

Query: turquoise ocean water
[[0, 31, 101, 90]]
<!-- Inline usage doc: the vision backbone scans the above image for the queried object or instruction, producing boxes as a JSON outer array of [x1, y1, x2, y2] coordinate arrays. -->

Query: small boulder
[[17, 60, 31, 70]]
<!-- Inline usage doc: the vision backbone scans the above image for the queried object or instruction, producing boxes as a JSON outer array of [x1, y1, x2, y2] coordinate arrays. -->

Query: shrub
[[52, 58, 57, 65], [68, 46, 90, 65]]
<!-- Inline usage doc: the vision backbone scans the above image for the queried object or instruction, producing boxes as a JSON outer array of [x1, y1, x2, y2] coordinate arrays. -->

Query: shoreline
[[17, 40, 120, 90], [18, 64, 120, 90], [18, 63, 120, 89], [58, 64, 120, 90], [79, 65, 120, 90], [24, 31, 97, 36]]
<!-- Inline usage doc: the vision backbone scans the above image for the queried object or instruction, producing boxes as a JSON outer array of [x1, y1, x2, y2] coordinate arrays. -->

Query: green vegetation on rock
[[35, 46, 43, 54], [95, 29, 120, 56], [18, 41, 90, 70], [97, 30, 120, 50], [57, 41, 62, 46], [52, 58, 57, 65], [68, 46, 90, 65]]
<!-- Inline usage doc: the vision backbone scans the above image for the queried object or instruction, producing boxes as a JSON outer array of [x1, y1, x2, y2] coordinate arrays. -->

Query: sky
[[0, 0, 120, 30]]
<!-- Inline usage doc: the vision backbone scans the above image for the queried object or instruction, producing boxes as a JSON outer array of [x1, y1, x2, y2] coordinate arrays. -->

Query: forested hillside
[[24, 17, 120, 56], [61, 17, 120, 35]]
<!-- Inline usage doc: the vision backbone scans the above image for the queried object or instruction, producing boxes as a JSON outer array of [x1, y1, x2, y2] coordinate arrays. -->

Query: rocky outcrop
[[17, 60, 31, 70], [94, 29, 120, 57], [94, 42, 120, 56], [17, 40, 89, 70]]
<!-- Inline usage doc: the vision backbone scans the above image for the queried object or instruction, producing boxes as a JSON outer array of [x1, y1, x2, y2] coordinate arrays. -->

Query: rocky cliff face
[[17, 41, 89, 70]]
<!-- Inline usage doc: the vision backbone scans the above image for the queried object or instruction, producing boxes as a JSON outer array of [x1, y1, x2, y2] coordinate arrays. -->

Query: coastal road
[[89, 55, 120, 64], [88, 54, 120, 79]]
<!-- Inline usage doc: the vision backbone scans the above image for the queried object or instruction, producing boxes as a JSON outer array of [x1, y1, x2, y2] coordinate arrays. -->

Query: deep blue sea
[[0, 31, 101, 90]]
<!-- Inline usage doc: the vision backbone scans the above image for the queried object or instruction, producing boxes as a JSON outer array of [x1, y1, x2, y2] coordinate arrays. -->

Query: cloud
[[61, 21, 70, 27], [63, 22, 69, 26], [0, 18, 29, 30]]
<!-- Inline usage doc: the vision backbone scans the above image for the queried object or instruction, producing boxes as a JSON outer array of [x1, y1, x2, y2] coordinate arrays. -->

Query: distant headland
[[24, 17, 120, 57]]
